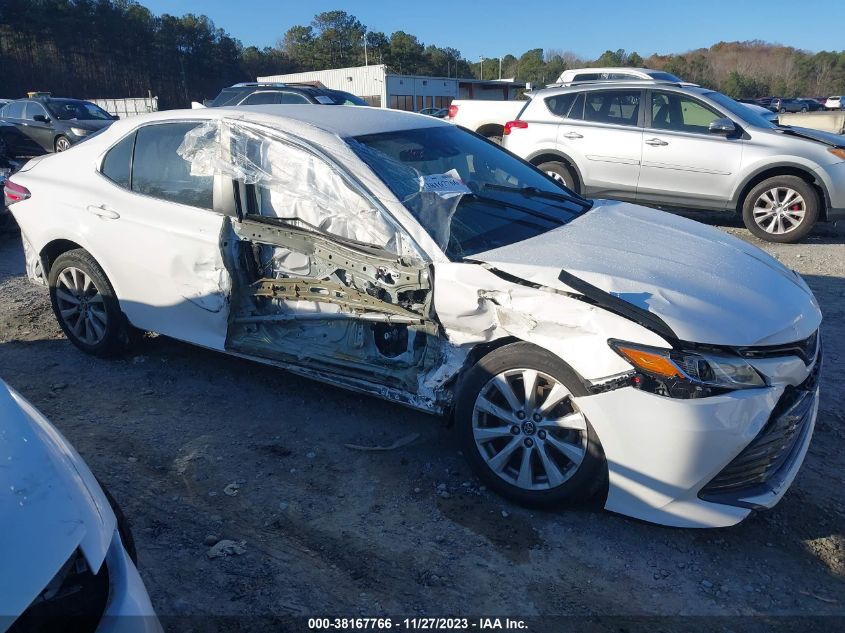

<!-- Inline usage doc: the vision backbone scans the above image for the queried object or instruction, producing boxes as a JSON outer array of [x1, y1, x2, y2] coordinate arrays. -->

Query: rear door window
[[3, 102, 25, 119], [131, 122, 213, 209], [24, 102, 48, 121], [584, 90, 641, 127], [240, 92, 282, 105], [279, 92, 311, 104]]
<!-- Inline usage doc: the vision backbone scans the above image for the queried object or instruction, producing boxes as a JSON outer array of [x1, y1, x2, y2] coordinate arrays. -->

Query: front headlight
[[70, 127, 90, 136], [609, 340, 766, 398]]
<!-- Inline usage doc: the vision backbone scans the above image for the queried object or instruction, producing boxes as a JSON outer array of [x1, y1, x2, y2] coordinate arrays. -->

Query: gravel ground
[[0, 212, 843, 629]]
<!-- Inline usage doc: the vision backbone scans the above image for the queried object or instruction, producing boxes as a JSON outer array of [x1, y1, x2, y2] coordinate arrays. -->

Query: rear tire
[[537, 160, 579, 194], [455, 342, 606, 508], [48, 249, 132, 356], [741, 175, 819, 243]]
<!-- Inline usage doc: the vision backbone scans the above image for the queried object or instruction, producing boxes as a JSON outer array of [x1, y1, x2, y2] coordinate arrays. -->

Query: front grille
[[9, 549, 109, 633], [736, 330, 819, 366], [699, 345, 821, 505]]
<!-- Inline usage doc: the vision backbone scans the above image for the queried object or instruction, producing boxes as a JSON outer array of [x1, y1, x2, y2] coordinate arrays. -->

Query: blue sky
[[141, 1, 845, 61]]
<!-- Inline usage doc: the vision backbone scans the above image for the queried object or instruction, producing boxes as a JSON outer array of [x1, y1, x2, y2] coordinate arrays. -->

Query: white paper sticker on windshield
[[314, 95, 335, 104], [419, 170, 472, 198]]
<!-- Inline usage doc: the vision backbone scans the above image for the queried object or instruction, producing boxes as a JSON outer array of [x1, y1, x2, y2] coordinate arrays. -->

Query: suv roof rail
[[231, 82, 289, 88], [544, 79, 699, 89]]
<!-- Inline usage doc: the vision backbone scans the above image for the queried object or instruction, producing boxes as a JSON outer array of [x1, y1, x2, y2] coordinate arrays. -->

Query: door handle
[[87, 204, 120, 219], [563, 132, 584, 139], [645, 138, 669, 146]]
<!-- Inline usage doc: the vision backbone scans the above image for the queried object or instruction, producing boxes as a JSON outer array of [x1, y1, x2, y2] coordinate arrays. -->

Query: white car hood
[[472, 200, 821, 346], [0, 382, 115, 618]]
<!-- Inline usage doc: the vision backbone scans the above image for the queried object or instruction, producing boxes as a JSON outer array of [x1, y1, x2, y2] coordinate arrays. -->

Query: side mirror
[[33, 114, 50, 123], [709, 118, 736, 135]]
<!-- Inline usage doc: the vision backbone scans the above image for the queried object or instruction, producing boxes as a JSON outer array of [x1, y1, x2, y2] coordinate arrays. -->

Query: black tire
[[455, 342, 606, 508], [99, 481, 138, 564], [537, 160, 579, 194], [801, 106, 808, 113], [48, 248, 132, 356], [54, 135, 72, 152], [779, 107, 786, 113], [741, 175, 819, 243]]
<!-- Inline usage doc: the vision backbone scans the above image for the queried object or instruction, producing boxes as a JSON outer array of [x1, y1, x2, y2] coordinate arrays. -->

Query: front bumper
[[575, 367, 819, 528], [96, 531, 161, 633], [815, 161, 845, 220]]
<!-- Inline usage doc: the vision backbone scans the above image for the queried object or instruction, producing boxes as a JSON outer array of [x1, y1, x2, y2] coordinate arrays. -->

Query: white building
[[257, 64, 524, 111]]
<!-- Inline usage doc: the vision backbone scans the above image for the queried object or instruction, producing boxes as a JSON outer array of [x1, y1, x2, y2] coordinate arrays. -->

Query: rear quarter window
[[101, 132, 136, 188]]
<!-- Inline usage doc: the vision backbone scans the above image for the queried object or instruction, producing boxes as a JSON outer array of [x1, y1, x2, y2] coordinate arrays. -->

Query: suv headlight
[[70, 127, 90, 136], [609, 340, 766, 398]]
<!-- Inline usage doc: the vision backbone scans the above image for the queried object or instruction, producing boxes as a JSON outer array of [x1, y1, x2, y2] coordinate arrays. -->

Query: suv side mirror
[[33, 114, 50, 123], [709, 118, 736, 135]]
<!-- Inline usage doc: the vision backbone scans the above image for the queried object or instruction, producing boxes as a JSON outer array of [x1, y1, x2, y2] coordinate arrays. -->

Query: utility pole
[[479, 55, 484, 80], [363, 30, 368, 66], [498, 56, 502, 80]]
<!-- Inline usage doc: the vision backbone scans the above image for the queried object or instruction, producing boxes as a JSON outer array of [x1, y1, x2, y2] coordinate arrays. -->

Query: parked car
[[205, 82, 368, 107], [796, 98, 824, 112], [5, 105, 823, 528], [0, 97, 115, 156], [445, 100, 527, 142], [768, 98, 808, 113], [0, 379, 160, 632], [418, 107, 447, 118], [825, 96, 843, 110], [554, 67, 684, 85], [503, 81, 845, 242]]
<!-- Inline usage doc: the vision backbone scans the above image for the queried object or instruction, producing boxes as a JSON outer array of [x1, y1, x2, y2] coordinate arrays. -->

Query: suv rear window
[[584, 91, 641, 126]]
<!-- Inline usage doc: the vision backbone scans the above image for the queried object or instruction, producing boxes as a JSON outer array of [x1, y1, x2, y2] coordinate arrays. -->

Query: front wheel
[[537, 160, 579, 194], [54, 135, 72, 152], [741, 175, 819, 243], [48, 249, 132, 356], [455, 342, 606, 508]]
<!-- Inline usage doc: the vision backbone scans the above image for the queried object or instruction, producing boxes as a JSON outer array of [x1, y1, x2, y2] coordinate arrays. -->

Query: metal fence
[[89, 96, 158, 118]]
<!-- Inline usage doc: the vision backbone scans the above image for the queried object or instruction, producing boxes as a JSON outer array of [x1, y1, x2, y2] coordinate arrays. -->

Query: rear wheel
[[741, 175, 819, 243], [54, 135, 72, 152], [537, 160, 578, 194], [48, 249, 132, 356], [455, 342, 606, 508]]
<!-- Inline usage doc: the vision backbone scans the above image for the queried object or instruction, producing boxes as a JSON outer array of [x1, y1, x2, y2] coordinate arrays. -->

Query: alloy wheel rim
[[752, 187, 806, 234], [545, 170, 566, 184], [55, 267, 107, 345], [56, 138, 71, 152], [472, 368, 587, 491]]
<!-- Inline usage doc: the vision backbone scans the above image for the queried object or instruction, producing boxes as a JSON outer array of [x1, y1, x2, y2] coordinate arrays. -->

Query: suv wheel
[[538, 161, 578, 194], [741, 176, 819, 243], [455, 342, 606, 508]]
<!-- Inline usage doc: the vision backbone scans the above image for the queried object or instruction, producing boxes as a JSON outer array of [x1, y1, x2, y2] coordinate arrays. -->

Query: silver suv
[[504, 81, 845, 242]]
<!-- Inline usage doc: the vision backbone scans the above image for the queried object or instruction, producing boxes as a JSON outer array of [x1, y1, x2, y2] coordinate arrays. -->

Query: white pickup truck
[[445, 100, 527, 143]]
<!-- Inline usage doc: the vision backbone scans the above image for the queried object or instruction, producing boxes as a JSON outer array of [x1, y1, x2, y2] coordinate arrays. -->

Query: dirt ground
[[0, 211, 843, 629]]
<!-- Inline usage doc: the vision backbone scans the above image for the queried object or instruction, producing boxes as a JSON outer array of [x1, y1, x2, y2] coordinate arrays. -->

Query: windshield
[[705, 91, 776, 129], [324, 90, 368, 106], [47, 100, 113, 121], [349, 125, 591, 260]]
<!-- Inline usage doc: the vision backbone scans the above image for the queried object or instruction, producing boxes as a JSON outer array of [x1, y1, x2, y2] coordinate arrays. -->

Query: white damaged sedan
[[5, 106, 821, 528], [0, 380, 160, 632]]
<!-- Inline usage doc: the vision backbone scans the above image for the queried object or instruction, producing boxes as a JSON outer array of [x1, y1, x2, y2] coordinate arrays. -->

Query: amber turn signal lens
[[828, 148, 845, 161], [615, 346, 684, 379]]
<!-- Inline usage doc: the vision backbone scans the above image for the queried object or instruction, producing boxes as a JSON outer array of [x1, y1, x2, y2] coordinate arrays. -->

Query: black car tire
[[48, 249, 132, 356], [455, 342, 606, 508], [801, 106, 808, 113], [537, 161, 579, 194], [54, 135, 72, 152], [742, 175, 819, 243]]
